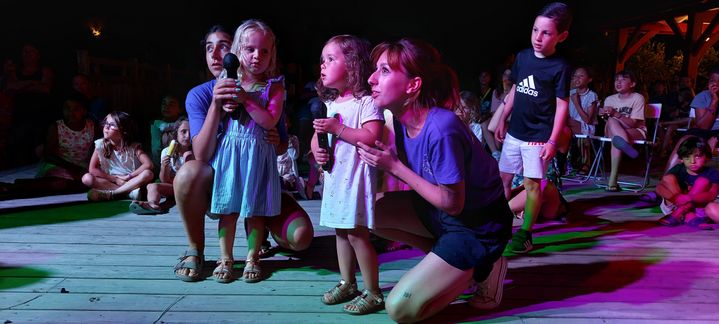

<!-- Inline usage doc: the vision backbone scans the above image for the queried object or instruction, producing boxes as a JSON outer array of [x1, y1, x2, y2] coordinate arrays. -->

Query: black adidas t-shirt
[[508, 48, 571, 142]]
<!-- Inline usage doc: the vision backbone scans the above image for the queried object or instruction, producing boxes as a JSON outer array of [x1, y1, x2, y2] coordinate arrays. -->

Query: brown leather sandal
[[321, 280, 359, 305], [343, 289, 385, 315]]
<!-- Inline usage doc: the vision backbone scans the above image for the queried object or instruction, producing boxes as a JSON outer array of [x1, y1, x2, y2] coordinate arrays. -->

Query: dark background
[[2, 0, 704, 87]]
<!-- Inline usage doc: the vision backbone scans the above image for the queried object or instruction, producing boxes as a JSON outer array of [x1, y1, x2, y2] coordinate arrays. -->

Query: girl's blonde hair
[[316, 35, 373, 102], [102, 111, 137, 158], [231, 19, 278, 81]]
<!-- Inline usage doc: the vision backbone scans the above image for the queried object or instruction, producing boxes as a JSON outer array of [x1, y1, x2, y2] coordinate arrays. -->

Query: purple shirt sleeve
[[186, 80, 215, 139]]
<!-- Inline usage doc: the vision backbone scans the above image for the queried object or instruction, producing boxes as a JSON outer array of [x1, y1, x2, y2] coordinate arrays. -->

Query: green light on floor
[[0, 266, 53, 290], [0, 201, 129, 230]]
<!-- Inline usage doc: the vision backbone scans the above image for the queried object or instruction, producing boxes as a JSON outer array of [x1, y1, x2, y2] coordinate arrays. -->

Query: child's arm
[[541, 97, 569, 161], [685, 181, 719, 206], [126, 148, 154, 180], [494, 84, 517, 143], [358, 141, 465, 215], [313, 117, 384, 147], [572, 93, 597, 124], [88, 150, 116, 183], [310, 132, 329, 166], [239, 82, 284, 130], [158, 154, 174, 184]]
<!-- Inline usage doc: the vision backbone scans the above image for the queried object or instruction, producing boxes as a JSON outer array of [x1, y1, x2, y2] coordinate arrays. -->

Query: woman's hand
[[212, 78, 240, 114], [313, 116, 340, 135], [357, 141, 399, 174]]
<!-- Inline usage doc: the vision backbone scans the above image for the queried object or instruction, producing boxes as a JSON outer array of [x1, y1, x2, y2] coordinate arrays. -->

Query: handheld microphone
[[221, 53, 243, 119], [317, 110, 339, 172]]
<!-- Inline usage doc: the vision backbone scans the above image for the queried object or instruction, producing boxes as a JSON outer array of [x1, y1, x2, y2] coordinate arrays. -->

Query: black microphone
[[222, 53, 243, 119], [317, 110, 339, 172]]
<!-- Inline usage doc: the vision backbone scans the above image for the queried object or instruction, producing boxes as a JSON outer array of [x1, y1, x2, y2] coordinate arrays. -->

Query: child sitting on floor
[[130, 117, 192, 214], [82, 111, 154, 201], [656, 136, 719, 229]]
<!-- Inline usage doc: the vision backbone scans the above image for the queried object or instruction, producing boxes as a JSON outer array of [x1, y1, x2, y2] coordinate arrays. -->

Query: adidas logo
[[516, 75, 539, 97]]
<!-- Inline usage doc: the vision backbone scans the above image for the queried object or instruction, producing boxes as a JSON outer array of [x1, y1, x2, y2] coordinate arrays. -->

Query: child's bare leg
[[704, 202, 719, 223], [335, 228, 357, 284], [347, 226, 380, 294], [244, 216, 268, 281], [216, 213, 239, 281], [604, 118, 625, 187], [656, 174, 682, 203], [81, 173, 118, 190], [521, 177, 543, 232], [113, 169, 154, 196], [500, 171, 514, 201], [146, 183, 173, 208]]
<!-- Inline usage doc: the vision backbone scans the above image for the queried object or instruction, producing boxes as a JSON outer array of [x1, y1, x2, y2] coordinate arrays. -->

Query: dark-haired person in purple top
[[358, 38, 512, 322]]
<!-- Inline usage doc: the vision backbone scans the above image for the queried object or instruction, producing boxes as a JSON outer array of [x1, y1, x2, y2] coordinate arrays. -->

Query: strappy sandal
[[321, 280, 359, 305], [343, 289, 385, 315], [174, 249, 204, 282], [129, 201, 166, 215], [658, 215, 683, 227], [213, 258, 235, 284], [242, 258, 262, 283], [87, 189, 114, 201]]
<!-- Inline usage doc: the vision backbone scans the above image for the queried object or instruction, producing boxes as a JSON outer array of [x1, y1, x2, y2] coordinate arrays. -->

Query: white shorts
[[498, 133, 549, 179], [660, 199, 675, 216]]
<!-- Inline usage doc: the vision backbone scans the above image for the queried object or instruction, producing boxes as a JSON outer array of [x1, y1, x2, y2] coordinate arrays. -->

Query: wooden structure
[[613, 2, 719, 81], [2, 167, 719, 322]]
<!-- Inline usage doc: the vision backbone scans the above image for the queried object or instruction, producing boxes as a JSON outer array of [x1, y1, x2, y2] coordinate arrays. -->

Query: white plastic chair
[[589, 103, 662, 192]]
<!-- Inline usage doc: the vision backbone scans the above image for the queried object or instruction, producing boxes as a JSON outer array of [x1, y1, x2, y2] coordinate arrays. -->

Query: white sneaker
[[468, 256, 507, 310], [128, 188, 141, 201]]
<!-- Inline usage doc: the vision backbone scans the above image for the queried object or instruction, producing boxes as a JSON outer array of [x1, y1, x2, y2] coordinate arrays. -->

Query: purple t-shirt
[[398, 107, 503, 210], [185, 79, 287, 141]]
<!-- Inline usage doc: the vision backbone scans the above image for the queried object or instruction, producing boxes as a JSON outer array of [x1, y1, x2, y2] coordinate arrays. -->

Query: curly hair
[[316, 35, 373, 102]]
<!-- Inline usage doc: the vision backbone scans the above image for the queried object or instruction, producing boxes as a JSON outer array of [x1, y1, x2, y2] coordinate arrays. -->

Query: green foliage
[[625, 41, 682, 91], [697, 46, 719, 89]]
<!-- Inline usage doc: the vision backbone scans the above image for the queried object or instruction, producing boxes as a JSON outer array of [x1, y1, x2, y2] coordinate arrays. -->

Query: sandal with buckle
[[343, 289, 385, 315], [87, 189, 114, 201], [242, 258, 263, 283], [321, 280, 359, 305], [174, 249, 204, 282], [213, 258, 235, 284]]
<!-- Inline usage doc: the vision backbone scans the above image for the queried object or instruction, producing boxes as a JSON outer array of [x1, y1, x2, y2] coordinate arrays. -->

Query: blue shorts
[[410, 191, 512, 279]]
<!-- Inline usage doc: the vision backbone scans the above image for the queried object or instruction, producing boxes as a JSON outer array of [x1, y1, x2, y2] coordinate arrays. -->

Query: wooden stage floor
[[1, 170, 719, 323]]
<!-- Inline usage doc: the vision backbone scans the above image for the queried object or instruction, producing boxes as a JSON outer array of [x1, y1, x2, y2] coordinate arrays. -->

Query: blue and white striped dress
[[209, 76, 283, 218]]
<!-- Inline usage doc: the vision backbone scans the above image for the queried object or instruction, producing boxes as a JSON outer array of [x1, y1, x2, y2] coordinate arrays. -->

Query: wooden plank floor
[[2, 172, 719, 323]]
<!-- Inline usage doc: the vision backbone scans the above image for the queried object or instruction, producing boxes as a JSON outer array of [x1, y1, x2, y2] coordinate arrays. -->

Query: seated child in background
[[150, 95, 181, 171], [509, 179, 568, 222], [456, 90, 483, 142], [130, 117, 192, 214], [0, 94, 98, 198], [82, 111, 154, 201], [277, 119, 302, 194], [657, 136, 718, 229]]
